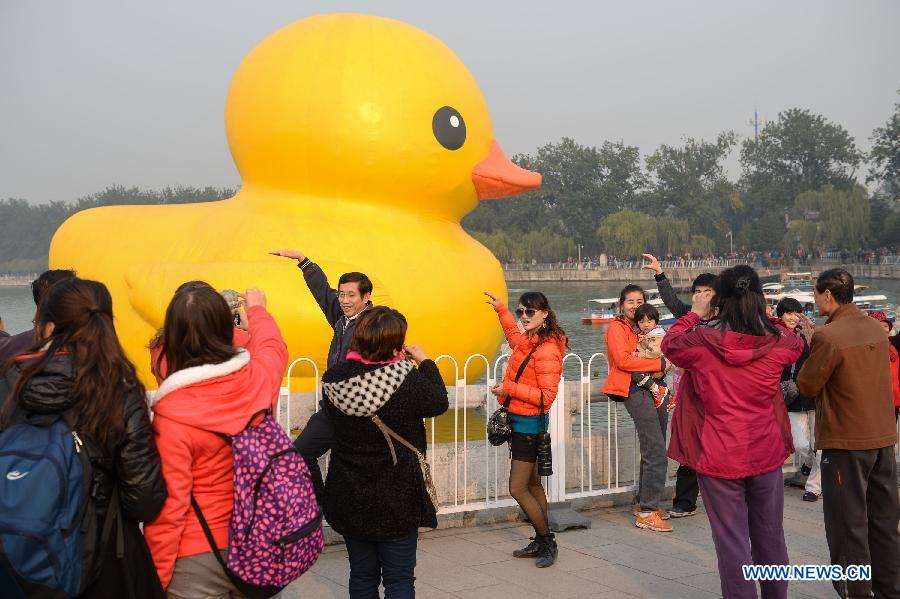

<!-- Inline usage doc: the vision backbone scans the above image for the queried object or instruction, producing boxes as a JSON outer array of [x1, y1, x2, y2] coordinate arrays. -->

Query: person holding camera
[[485, 290, 566, 568], [145, 283, 288, 595], [320, 307, 448, 598], [663, 266, 802, 599]]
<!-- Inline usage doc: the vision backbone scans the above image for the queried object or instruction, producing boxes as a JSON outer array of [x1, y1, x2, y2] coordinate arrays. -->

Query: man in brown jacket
[[798, 268, 899, 599]]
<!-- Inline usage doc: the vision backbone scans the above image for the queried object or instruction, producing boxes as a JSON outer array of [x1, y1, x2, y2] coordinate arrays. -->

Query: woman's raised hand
[[242, 288, 267, 309], [484, 292, 502, 309], [490, 383, 504, 397]]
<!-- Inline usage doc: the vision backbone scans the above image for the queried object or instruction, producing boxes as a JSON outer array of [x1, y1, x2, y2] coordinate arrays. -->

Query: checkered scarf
[[323, 360, 415, 417]]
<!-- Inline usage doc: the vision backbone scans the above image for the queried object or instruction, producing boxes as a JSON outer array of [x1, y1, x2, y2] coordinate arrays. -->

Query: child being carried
[[632, 303, 670, 408]]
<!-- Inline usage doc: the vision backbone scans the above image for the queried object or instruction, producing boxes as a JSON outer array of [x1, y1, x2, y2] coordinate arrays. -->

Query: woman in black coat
[[321, 306, 448, 599], [0, 278, 166, 598]]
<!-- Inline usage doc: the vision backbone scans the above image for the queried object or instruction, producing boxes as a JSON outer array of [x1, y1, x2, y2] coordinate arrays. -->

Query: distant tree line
[[464, 97, 900, 262], [2, 95, 899, 273], [0, 186, 235, 273]]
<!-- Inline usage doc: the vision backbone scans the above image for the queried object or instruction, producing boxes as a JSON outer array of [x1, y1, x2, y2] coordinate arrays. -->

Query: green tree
[[868, 93, 900, 199], [643, 133, 740, 250], [786, 185, 870, 252], [596, 210, 690, 257], [739, 108, 863, 249], [462, 138, 646, 252], [0, 186, 236, 273], [470, 229, 575, 263], [867, 94, 900, 247]]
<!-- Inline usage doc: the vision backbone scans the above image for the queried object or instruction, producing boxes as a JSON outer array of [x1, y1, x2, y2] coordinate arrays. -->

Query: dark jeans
[[293, 407, 333, 502], [673, 464, 699, 511], [344, 533, 418, 599], [820, 447, 900, 599], [698, 468, 789, 599], [623, 388, 669, 511]]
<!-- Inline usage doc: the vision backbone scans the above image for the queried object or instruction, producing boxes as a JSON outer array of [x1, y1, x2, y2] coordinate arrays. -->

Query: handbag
[[487, 343, 541, 446], [371, 415, 438, 510]]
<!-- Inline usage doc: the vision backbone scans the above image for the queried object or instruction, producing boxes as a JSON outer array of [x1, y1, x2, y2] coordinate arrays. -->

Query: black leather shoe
[[535, 533, 558, 568], [802, 491, 820, 502], [512, 537, 541, 558]]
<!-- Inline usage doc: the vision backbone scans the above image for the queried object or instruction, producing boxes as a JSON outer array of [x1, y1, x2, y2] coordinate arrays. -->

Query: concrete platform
[[282, 486, 841, 599]]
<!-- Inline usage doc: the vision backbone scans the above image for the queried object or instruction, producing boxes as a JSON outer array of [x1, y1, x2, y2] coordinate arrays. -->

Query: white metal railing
[[277, 351, 659, 514], [277, 352, 900, 514]]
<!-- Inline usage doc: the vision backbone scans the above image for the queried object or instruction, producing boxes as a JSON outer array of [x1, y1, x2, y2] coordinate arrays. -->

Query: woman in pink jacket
[[663, 266, 802, 599], [144, 282, 288, 597]]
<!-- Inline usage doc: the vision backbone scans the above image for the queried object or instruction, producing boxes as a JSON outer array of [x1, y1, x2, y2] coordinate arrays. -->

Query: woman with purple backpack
[[145, 283, 289, 597], [321, 306, 449, 598]]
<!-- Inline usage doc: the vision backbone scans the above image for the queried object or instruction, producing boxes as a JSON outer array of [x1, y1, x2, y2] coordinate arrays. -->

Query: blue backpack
[[0, 412, 114, 598]]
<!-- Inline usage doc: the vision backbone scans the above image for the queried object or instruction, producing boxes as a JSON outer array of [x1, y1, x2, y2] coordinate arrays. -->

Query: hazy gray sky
[[2, 0, 898, 203]]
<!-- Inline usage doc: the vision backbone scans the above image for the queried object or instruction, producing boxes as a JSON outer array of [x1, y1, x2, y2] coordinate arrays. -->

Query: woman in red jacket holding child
[[485, 291, 566, 569]]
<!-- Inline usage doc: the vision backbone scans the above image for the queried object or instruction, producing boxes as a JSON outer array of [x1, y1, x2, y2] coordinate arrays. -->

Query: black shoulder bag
[[487, 344, 540, 446]]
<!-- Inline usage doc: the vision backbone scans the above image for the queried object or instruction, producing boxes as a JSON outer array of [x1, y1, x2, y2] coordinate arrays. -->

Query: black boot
[[535, 533, 558, 568], [512, 536, 542, 558]]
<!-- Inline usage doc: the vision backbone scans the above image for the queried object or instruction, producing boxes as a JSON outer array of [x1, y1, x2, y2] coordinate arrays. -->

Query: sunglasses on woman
[[515, 307, 538, 318]]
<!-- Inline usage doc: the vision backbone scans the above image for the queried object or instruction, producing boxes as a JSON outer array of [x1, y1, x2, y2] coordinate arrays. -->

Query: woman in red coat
[[485, 291, 566, 568], [144, 283, 288, 596], [663, 266, 802, 599]]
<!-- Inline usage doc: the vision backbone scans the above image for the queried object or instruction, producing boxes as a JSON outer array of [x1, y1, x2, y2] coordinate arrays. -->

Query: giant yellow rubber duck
[[49, 13, 540, 385]]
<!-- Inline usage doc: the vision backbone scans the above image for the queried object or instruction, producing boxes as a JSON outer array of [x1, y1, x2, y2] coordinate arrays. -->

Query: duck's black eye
[[432, 106, 466, 150]]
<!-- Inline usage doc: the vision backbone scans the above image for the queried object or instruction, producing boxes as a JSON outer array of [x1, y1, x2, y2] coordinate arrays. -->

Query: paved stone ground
[[282, 486, 843, 599]]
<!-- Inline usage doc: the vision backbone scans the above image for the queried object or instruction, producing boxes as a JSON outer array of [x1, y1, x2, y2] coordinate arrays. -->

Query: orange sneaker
[[632, 504, 671, 520], [635, 511, 673, 532]]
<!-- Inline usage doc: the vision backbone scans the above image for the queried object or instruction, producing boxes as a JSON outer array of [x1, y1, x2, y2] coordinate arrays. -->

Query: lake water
[[4, 279, 900, 359], [7, 279, 900, 378]]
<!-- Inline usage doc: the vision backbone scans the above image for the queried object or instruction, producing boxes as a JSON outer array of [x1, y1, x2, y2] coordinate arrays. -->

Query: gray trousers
[[166, 551, 242, 599], [624, 387, 669, 511]]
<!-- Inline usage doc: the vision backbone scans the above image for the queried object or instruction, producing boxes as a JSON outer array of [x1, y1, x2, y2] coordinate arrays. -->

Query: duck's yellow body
[[49, 14, 540, 385]]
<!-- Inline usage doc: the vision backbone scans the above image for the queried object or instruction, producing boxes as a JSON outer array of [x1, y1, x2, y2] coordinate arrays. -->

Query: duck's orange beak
[[472, 141, 541, 200]]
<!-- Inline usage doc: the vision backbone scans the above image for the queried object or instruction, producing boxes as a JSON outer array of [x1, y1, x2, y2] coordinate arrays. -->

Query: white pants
[[789, 410, 821, 494]]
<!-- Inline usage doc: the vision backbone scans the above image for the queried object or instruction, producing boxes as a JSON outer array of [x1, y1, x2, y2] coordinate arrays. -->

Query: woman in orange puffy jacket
[[602, 284, 670, 533], [485, 290, 566, 568]]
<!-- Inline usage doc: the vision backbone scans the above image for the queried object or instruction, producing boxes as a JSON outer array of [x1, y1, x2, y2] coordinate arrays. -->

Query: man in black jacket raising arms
[[271, 249, 373, 497], [642, 253, 717, 518]]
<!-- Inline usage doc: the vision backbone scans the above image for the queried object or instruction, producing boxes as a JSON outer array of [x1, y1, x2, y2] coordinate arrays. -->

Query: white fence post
[[549, 378, 567, 502]]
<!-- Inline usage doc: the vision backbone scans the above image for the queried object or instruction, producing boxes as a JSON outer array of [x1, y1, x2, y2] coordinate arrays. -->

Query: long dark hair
[[157, 281, 238, 376], [0, 278, 145, 445], [715, 265, 779, 336], [519, 291, 567, 345]]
